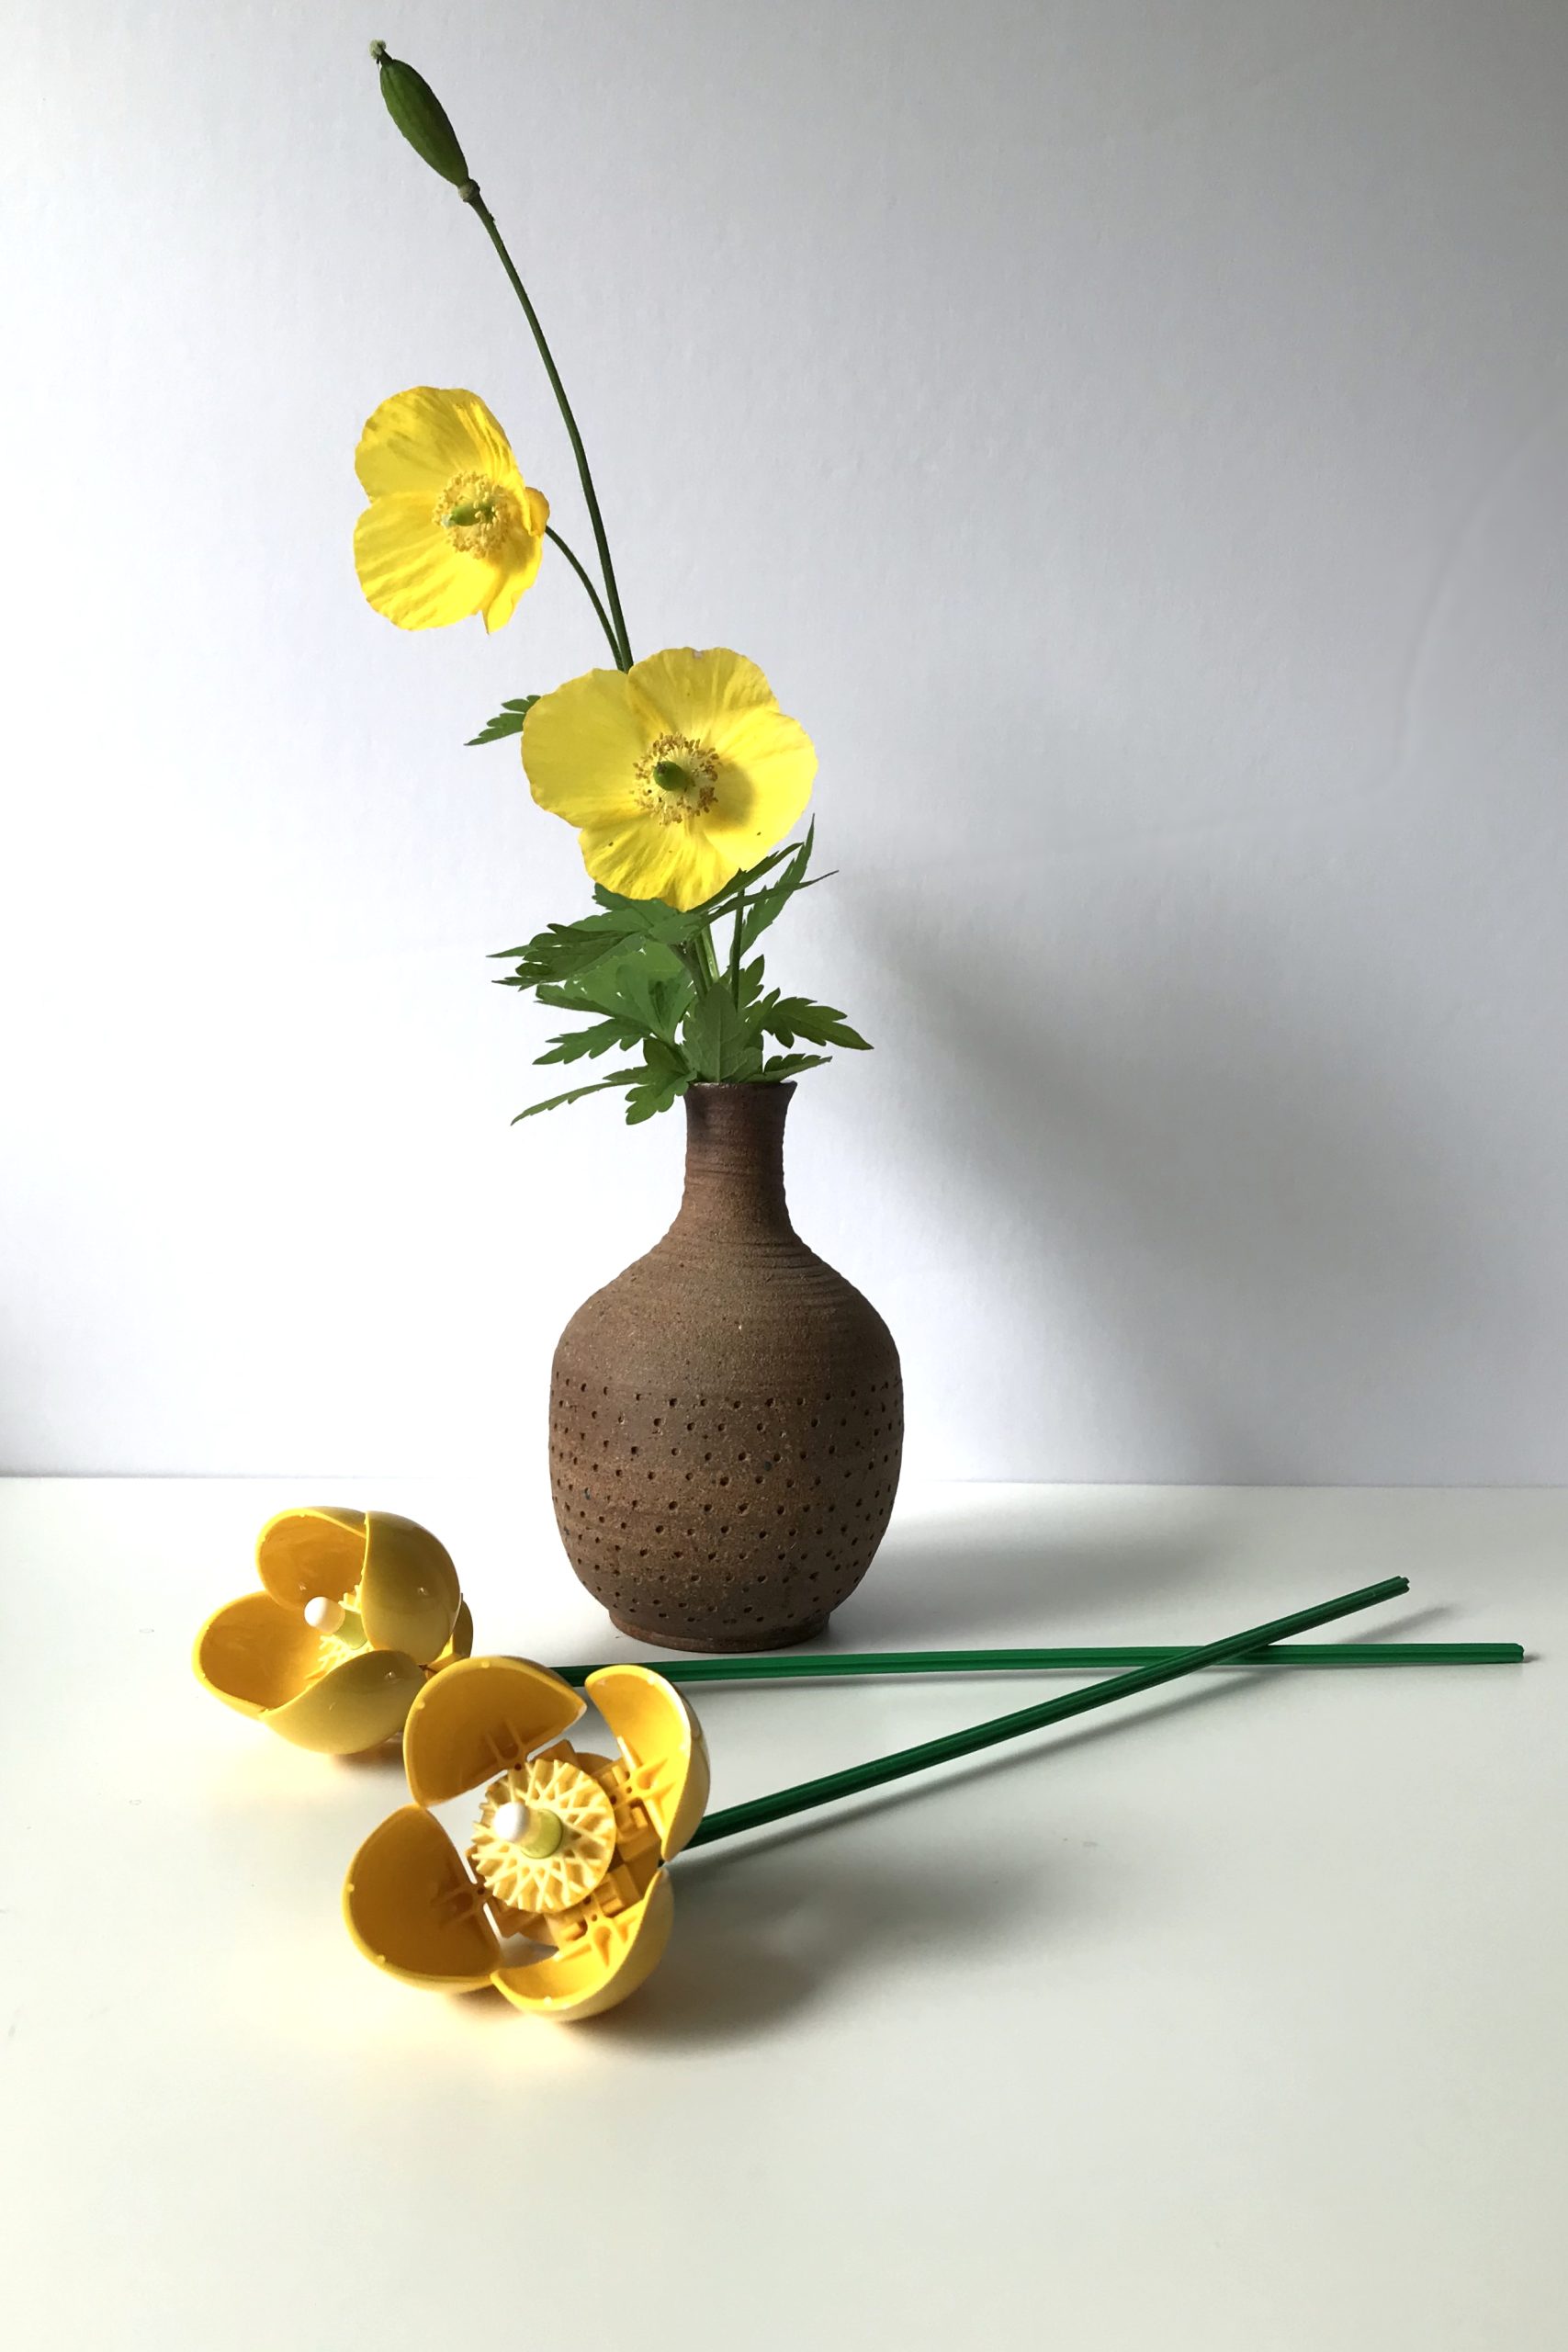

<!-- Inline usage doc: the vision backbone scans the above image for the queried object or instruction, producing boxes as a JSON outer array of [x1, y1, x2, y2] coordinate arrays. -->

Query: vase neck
[[671, 1083, 796, 1239]]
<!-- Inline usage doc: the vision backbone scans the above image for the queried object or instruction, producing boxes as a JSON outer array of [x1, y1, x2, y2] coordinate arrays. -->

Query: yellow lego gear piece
[[469, 1754, 616, 1916]]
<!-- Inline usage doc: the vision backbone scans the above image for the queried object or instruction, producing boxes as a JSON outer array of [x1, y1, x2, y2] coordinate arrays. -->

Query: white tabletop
[[2, 1478, 1562, 2349]]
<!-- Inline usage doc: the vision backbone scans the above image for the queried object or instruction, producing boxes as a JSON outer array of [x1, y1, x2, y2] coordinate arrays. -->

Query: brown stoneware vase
[[548, 1081, 903, 1650]]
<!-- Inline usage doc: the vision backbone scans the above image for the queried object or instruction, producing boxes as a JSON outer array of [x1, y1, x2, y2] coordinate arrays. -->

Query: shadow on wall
[[852, 856, 1497, 1482]]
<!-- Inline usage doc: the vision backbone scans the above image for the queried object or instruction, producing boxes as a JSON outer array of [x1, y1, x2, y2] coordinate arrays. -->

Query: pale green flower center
[[302, 1592, 367, 1677], [435, 468, 522, 559], [635, 732, 718, 827]]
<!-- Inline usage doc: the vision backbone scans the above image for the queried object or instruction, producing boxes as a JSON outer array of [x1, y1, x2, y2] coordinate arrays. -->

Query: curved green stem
[[545, 526, 623, 665], [463, 187, 634, 672], [728, 887, 747, 992]]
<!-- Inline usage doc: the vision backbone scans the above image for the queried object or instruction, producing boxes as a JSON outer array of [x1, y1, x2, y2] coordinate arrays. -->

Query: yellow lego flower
[[344, 1655, 710, 2021], [522, 647, 817, 910], [194, 1508, 473, 1755], [353, 386, 550, 632]]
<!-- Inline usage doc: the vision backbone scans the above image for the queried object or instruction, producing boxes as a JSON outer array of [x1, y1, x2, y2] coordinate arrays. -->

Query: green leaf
[[761, 1051, 830, 1080], [491, 924, 623, 989], [682, 987, 763, 1081], [625, 1067, 690, 1123], [535, 1018, 641, 1067], [510, 1069, 641, 1122], [589, 884, 700, 944], [531, 979, 600, 1012], [467, 695, 539, 748], [611, 951, 690, 1039], [568, 941, 691, 1027], [760, 995, 872, 1052], [613, 1035, 692, 1124], [490, 912, 669, 993], [735, 956, 769, 1013], [693, 837, 808, 928], [735, 824, 824, 953]]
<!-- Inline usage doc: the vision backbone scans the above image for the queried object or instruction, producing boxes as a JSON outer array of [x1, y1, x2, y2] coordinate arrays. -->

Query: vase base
[[608, 1611, 831, 1657]]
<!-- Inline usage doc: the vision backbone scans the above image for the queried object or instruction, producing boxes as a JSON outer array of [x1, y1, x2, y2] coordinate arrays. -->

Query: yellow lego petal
[[491, 1867, 674, 2021], [357, 1513, 462, 1666], [344, 1805, 499, 1989], [255, 1507, 367, 1609], [193, 1590, 322, 1717], [443, 1599, 475, 1662], [265, 1648, 427, 1754], [586, 1666, 711, 1859], [403, 1656, 585, 1806]]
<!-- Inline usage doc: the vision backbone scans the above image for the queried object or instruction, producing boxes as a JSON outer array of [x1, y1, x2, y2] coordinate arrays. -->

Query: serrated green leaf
[[491, 926, 624, 989], [692, 840, 807, 928], [535, 1018, 641, 1067], [614, 1035, 692, 1123], [735, 956, 769, 1013], [467, 694, 539, 748], [682, 988, 764, 1081], [567, 941, 689, 1025], [531, 979, 597, 1012], [761, 1051, 830, 1080], [490, 915, 650, 993], [611, 952, 687, 1038], [589, 885, 700, 944], [642, 1033, 690, 1078], [491, 901, 705, 999], [761, 995, 872, 1052], [734, 824, 824, 953], [510, 1069, 641, 1121], [624, 1068, 690, 1123]]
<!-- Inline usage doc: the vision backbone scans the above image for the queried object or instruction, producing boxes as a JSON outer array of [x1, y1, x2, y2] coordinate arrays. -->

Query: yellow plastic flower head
[[344, 1657, 711, 2021], [193, 1509, 473, 1755], [523, 648, 817, 910], [354, 387, 549, 633]]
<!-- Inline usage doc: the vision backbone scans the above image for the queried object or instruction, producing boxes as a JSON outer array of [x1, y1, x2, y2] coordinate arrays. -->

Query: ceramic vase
[[548, 1082, 903, 1650]]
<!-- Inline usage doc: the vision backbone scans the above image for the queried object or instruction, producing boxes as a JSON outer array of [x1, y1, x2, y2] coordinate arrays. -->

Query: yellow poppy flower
[[193, 1508, 473, 1755], [523, 647, 817, 910], [353, 386, 549, 633], [344, 1656, 710, 2020]]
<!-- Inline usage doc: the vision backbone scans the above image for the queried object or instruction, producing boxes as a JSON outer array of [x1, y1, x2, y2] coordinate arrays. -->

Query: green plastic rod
[[682, 1572, 1411, 1850], [555, 1636, 1522, 1687]]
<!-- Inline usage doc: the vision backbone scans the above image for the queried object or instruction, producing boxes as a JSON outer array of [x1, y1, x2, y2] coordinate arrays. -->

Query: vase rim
[[684, 1080, 796, 1096]]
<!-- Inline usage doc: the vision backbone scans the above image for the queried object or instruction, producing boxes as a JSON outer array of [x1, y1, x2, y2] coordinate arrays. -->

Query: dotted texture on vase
[[548, 1085, 903, 1652]]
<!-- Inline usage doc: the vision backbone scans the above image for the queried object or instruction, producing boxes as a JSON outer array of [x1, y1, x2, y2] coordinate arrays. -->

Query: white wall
[[5, 0, 1566, 1481]]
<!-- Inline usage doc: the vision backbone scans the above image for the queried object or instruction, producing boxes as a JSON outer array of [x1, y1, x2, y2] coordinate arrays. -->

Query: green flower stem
[[462, 188, 635, 673], [680, 925, 723, 995], [680, 1572, 1411, 1849], [553, 1636, 1524, 1685], [728, 888, 747, 993], [545, 526, 623, 666], [678, 933, 719, 1002]]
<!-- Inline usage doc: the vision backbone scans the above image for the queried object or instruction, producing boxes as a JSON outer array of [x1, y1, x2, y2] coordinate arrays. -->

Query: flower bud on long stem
[[368, 41, 472, 189]]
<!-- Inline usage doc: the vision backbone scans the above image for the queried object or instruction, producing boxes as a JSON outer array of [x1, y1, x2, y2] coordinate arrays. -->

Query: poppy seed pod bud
[[369, 40, 473, 192]]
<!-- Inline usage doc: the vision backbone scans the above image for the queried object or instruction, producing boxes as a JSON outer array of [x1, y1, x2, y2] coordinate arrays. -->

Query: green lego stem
[[554, 1636, 1521, 1687], [680, 1572, 1414, 1849]]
